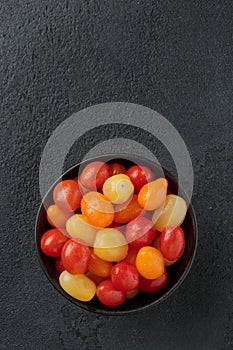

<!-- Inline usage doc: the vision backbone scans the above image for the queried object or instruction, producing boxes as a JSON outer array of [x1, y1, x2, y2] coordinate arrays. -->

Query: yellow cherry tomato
[[47, 204, 72, 228], [59, 271, 96, 302], [94, 228, 129, 262], [66, 214, 97, 246], [152, 194, 187, 232], [136, 246, 165, 279], [103, 174, 134, 204], [138, 178, 168, 210]]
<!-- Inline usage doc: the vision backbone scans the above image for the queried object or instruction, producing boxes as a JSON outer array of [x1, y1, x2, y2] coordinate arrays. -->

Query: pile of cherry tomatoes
[[40, 161, 187, 307]]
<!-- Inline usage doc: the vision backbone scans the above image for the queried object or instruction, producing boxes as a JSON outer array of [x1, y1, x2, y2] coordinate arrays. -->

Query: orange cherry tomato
[[47, 204, 72, 228], [138, 178, 168, 210], [109, 163, 126, 175], [81, 192, 114, 228], [88, 249, 113, 277], [114, 194, 143, 224], [136, 246, 165, 279]]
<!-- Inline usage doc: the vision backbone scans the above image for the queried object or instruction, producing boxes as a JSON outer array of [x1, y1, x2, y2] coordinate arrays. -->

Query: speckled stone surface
[[1, 1, 233, 349]]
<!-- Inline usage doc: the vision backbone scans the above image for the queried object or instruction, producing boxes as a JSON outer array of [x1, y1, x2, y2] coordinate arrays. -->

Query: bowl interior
[[35, 154, 197, 315]]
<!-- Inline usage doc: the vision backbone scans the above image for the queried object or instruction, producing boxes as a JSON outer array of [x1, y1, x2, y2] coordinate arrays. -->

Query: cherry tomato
[[126, 288, 140, 299], [80, 161, 112, 190], [59, 271, 96, 302], [125, 217, 156, 248], [53, 180, 82, 212], [138, 178, 168, 210], [40, 228, 69, 257], [159, 226, 185, 264], [66, 214, 97, 246], [88, 249, 113, 277], [109, 163, 126, 175], [94, 228, 128, 262], [139, 269, 168, 293], [108, 221, 125, 234], [111, 262, 140, 292], [55, 257, 65, 274], [47, 204, 72, 228], [96, 279, 126, 307], [85, 271, 104, 285], [153, 194, 187, 232], [123, 245, 139, 265], [126, 165, 155, 193], [136, 246, 165, 279], [114, 194, 143, 224], [61, 239, 91, 274], [103, 174, 134, 204], [81, 192, 114, 228]]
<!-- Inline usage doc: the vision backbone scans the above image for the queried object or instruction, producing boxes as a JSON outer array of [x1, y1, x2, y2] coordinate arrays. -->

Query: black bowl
[[35, 154, 198, 315]]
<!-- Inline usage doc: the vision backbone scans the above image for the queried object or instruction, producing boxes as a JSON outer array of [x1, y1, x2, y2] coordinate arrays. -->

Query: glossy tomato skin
[[111, 262, 140, 292], [81, 192, 114, 228], [126, 165, 155, 193], [88, 249, 113, 278], [55, 257, 65, 274], [139, 269, 168, 293], [136, 246, 165, 279], [47, 204, 72, 228], [96, 279, 126, 307], [123, 245, 139, 265], [159, 226, 185, 262], [61, 239, 91, 274], [114, 194, 143, 224], [126, 217, 156, 248], [53, 180, 82, 213], [109, 163, 126, 175], [40, 228, 69, 257], [80, 161, 112, 190]]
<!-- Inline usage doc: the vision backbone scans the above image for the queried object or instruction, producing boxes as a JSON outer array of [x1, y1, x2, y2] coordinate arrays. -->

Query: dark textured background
[[1, 1, 233, 349]]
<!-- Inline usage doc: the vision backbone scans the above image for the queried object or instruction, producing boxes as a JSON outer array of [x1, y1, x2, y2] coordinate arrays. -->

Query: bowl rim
[[35, 153, 198, 315]]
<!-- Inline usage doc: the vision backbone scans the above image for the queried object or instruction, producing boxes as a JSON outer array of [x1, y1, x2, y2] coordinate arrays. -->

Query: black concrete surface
[[1, 1, 232, 349]]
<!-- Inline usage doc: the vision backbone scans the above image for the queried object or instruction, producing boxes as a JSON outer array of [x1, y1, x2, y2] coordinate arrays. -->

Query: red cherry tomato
[[40, 228, 69, 257], [80, 161, 112, 190], [126, 217, 156, 248], [159, 226, 185, 262], [139, 269, 168, 293], [55, 257, 65, 274], [111, 262, 140, 292], [53, 180, 82, 212], [126, 165, 155, 193], [96, 279, 126, 307], [123, 245, 139, 265], [109, 163, 126, 175], [61, 239, 91, 274]]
